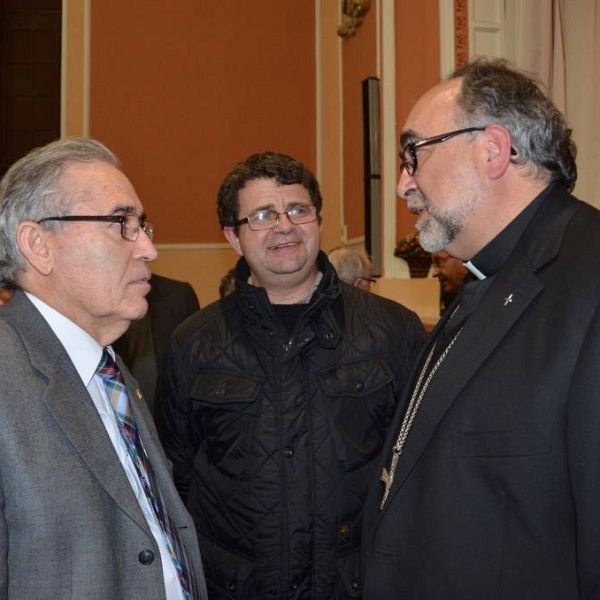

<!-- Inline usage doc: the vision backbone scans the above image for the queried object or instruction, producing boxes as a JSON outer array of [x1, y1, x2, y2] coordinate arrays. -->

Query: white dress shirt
[[26, 293, 184, 600]]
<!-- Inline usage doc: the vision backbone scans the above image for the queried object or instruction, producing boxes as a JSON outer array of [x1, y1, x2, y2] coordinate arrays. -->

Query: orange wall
[[81, 1, 441, 304], [395, 2, 440, 240], [89, 0, 316, 245]]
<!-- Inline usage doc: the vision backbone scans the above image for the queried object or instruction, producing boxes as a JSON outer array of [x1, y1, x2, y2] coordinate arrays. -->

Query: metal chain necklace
[[380, 324, 463, 510]]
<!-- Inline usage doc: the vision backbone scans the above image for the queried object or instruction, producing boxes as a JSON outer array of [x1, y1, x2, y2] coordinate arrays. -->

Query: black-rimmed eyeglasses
[[37, 212, 155, 242], [236, 204, 318, 231], [400, 127, 486, 176]]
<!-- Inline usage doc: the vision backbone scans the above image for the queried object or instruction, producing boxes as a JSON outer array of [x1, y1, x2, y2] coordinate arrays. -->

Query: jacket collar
[[233, 251, 343, 351]]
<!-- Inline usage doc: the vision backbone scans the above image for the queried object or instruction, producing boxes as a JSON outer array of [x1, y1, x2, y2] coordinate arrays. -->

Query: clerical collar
[[463, 261, 487, 281], [462, 183, 555, 280]]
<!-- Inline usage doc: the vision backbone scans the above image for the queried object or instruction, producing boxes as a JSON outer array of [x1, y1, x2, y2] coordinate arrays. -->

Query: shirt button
[[283, 446, 294, 458], [351, 579, 360, 591], [138, 549, 155, 565], [290, 581, 299, 591]]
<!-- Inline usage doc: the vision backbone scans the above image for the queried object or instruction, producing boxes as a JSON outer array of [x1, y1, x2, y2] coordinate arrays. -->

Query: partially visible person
[[0, 137, 206, 599], [362, 58, 600, 599], [0, 286, 13, 306], [328, 246, 376, 291], [430, 249, 468, 314], [218, 267, 235, 298], [113, 273, 200, 413], [156, 151, 426, 599]]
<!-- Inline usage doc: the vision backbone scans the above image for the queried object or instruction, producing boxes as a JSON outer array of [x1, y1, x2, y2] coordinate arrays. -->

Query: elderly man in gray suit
[[0, 138, 207, 599]]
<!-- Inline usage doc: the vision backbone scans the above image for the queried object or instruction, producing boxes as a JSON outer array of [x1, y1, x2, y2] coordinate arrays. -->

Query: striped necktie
[[97, 348, 199, 600]]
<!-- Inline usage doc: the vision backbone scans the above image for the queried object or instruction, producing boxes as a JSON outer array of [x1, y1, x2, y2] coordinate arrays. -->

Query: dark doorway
[[0, 0, 61, 176]]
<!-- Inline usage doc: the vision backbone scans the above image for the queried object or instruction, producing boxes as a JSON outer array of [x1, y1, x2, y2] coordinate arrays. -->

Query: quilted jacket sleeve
[[155, 331, 197, 502]]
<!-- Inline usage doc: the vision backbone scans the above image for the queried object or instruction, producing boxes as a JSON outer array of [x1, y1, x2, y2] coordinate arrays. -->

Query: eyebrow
[[246, 204, 275, 214], [399, 129, 418, 151], [248, 201, 307, 213], [111, 204, 146, 220]]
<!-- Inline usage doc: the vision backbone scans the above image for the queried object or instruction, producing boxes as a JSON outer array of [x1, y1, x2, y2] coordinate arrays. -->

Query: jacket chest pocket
[[191, 372, 264, 477], [317, 358, 395, 471]]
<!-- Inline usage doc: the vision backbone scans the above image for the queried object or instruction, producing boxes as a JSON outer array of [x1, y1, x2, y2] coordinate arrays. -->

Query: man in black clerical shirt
[[362, 58, 600, 600], [155, 151, 426, 600]]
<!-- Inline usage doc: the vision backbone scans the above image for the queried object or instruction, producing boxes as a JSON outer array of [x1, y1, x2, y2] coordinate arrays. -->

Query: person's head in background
[[431, 250, 468, 296], [219, 268, 236, 298], [431, 250, 468, 313], [328, 246, 375, 291]]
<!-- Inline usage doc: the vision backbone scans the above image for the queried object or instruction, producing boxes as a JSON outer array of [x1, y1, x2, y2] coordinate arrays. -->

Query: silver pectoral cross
[[380, 451, 400, 510]]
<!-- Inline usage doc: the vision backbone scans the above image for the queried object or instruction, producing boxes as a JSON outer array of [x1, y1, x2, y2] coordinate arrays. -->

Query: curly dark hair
[[217, 151, 322, 231], [451, 58, 577, 192]]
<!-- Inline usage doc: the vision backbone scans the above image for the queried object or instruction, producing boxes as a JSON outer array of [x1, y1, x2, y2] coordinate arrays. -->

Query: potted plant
[[394, 231, 432, 278]]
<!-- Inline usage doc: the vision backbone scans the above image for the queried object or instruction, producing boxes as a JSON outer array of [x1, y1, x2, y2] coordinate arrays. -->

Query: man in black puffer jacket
[[156, 152, 426, 600]]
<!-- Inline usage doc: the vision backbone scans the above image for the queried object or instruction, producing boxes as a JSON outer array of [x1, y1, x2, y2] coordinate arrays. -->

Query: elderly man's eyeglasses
[[236, 203, 318, 231], [37, 212, 155, 242], [400, 127, 486, 176]]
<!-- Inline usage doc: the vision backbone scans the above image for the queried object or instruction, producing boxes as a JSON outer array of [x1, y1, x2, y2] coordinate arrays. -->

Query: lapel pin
[[135, 388, 144, 401], [503, 293, 514, 307]]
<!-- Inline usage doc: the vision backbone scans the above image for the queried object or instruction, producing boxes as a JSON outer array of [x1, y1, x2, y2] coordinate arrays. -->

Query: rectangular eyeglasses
[[400, 127, 486, 176], [37, 212, 154, 242]]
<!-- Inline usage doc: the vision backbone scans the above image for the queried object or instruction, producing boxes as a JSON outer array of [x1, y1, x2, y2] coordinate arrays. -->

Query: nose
[[273, 211, 294, 232], [135, 229, 158, 262], [397, 168, 417, 201]]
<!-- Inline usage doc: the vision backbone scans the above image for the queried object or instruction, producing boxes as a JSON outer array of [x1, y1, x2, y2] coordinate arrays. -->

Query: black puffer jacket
[[156, 252, 426, 600]]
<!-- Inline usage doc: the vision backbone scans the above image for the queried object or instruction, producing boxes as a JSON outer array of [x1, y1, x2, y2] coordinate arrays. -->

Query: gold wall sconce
[[337, 0, 371, 37]]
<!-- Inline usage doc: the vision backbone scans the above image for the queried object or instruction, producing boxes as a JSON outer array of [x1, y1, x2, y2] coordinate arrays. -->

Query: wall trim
[[454, 0, 469, 67], [439, 0, 455, 77], [380, 0, 407, 278], [61, 0, 91, 137]]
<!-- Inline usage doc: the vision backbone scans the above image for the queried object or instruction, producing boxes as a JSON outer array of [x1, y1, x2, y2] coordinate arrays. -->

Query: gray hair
[[328, 246, 372, 285], [451, 58, 577, 192], [0, 137, 119, 286]]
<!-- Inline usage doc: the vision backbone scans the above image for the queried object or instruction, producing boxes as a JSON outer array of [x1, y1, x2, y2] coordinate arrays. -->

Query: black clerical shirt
[[434, 183, 555, 348]]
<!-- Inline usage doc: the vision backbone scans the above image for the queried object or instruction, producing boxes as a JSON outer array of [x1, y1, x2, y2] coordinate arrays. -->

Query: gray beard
[[416, 211, 457, 252]]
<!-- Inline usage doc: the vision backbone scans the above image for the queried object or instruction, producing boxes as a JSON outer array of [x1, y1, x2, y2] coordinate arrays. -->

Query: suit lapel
[[41, 372, 151, 532], [383, 262, 543, 504], [8, 295, 152, 533]]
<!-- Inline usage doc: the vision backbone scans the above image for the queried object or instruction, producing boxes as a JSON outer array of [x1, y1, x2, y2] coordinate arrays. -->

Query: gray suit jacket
[[0, 291, 207, 599]]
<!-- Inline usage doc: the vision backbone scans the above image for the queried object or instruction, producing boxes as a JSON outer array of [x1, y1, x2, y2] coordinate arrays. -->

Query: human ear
[[223, 226, 243, 257], [16, 222, 54, 276], [481, 124, 513, 180]]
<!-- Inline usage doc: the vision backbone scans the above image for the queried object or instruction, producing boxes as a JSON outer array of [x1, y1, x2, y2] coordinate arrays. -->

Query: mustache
[[406, 189, 429, 211]]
